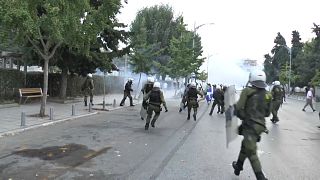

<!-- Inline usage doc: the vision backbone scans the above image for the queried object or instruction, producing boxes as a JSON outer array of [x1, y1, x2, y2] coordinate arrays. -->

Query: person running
[[232, 70, 271, 180], [143, 82, 168, 130], [120, 78, 134, 106], [186, 82, 203, 121]]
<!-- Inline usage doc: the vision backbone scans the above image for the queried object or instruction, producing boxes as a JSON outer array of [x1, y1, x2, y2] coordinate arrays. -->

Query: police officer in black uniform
[[120, 78, 134, 106]]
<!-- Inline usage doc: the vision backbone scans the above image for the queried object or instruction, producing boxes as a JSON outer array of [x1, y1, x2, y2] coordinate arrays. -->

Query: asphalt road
[[0, 97, 319, 180]]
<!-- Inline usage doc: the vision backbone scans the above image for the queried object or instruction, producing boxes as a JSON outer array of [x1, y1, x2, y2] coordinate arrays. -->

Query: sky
[[117, 0, 320, 86]]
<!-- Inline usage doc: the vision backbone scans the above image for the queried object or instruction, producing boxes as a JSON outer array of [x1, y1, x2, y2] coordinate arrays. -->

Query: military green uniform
[[271, 85, 284, 123], [141, 82, 154, 109], [143, 87, 167, 130], [186, 87, 203, 121], [209, 88, 224, 115], [81, 77, 94, 106], [233, 86, 272, 180]]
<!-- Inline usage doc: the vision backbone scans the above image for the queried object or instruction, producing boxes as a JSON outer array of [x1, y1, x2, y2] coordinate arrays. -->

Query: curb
[[0, 112, 98, 139], [0, 101, 142, 139]]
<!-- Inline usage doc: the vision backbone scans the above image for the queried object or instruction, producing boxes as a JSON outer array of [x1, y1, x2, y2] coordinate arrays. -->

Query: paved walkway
[[0, 93, 141, 135]]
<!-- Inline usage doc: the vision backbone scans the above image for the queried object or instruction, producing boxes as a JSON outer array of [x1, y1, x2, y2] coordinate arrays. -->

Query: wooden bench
[[19, 88, 44, 104]]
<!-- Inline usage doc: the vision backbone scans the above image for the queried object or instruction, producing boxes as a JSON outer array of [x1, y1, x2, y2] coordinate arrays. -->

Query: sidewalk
[[0, 93, 140, 137]]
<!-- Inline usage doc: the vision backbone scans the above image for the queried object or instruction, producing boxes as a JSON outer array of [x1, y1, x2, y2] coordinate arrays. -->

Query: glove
[[165, 108, 168, 112]]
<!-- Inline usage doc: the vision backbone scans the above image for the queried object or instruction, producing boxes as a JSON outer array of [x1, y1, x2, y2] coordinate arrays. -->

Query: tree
[[0, 0, 123, 116], [196, 70, 208, 82], [130, 5, 182, 76], [263, 54, 276, 83], [293, 23, 320, 86], [166, 28, 204, 81], [291, 30, 303, 60]]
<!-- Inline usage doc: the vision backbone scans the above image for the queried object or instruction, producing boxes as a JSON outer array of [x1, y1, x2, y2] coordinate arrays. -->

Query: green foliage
[[196, 70, 208, 82], [263, 54, 276, 83], [311, 70, 320, 86], [0, 69, 25, 103], [130, 5, 184, 75], [165, 28, 204, 79], [265, 23, 320, 87], [25, 72, 124, 97], [0, 0, 124, 115]]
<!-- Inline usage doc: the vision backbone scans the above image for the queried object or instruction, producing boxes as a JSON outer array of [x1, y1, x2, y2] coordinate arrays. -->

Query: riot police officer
[[140, 77, 155, 120], [270, 81, 284, 123], [186, 82, 203, 121], [81, 73, 94, 106], [209, 86, 224, 115], [120, 78, 134, 106], [143, 82, 168, 130], [232, 70, 272, 180]]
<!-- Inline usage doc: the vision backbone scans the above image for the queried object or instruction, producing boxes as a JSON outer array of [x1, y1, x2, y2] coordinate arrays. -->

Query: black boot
[[232, 161, 243, 176], [130, 98, 134, 106], [151, 120, 155, 128], [84, 101, 87, 106], [145, 123, 149, 130], [187, 115, 190, 120], [193, 114, 196, 121], [90, 100, 94, 106], [255, 172, 268, 180]]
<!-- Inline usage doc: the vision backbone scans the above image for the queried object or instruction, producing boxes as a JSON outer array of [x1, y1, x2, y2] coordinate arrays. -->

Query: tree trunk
[[60, 66, 68, 99], [134, 73, 142, 99], [40, 58, 49, 117], [174, 79, 178, 96], [24, 60, 28, 86]]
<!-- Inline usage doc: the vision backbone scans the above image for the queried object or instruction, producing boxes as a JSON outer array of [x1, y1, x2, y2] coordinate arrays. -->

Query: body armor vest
[[188, 88, 198, 99], [145, 84, 153, 94], [149, 90, 161, 104], [245, 89, 269, 124], [272, 85, 283, 101]]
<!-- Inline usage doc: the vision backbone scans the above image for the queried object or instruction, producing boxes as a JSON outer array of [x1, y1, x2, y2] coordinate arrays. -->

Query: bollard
[[103, 100, 106, 110], [49, 107, 54, 120], [21, 112, 26, 126], [72, 104, 75, 116], [89, 102, 92, 112], [113, 99, 116, 108]]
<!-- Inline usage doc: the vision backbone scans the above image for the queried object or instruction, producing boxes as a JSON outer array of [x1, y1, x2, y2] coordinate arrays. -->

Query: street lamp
[[279, 45, 292, 93], [207, 54, 213, 83], [192, 22, 215, 51], [192, 22, 214, 84]]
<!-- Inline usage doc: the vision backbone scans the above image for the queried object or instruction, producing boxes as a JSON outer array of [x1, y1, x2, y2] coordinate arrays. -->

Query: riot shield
[[224, 85, 239, 148]]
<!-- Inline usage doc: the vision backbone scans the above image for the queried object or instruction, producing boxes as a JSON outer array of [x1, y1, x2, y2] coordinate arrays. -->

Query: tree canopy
[[0, 0, 124, 116], [129, 4, 205, 81]]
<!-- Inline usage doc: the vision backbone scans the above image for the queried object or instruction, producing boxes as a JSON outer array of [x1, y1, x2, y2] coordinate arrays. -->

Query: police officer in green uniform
[[232, 70, 272, 180], [140, 77, 155, 120], [270, 81, 284, 123], [120, 78, 134, 106], [143, 82, 168, 130], [81, 73, 94, 106], [209, 86, 224, 115], [186, 82, 203, 121]]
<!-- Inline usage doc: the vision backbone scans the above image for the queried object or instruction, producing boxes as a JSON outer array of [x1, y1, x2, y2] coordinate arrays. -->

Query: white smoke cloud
[[206, 56, 250, 88]]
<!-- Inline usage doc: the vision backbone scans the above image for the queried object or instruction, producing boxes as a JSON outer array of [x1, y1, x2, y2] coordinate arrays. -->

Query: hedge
[[0, 69, 124, 103], [0, 69, 24, 103]]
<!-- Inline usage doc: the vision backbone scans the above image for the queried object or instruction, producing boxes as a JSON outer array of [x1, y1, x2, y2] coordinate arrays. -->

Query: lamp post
[[192, 22, 214, 85], [207, 54, 213, 83], [280, 45, 292, 93], [192, 22, 215, 52]]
